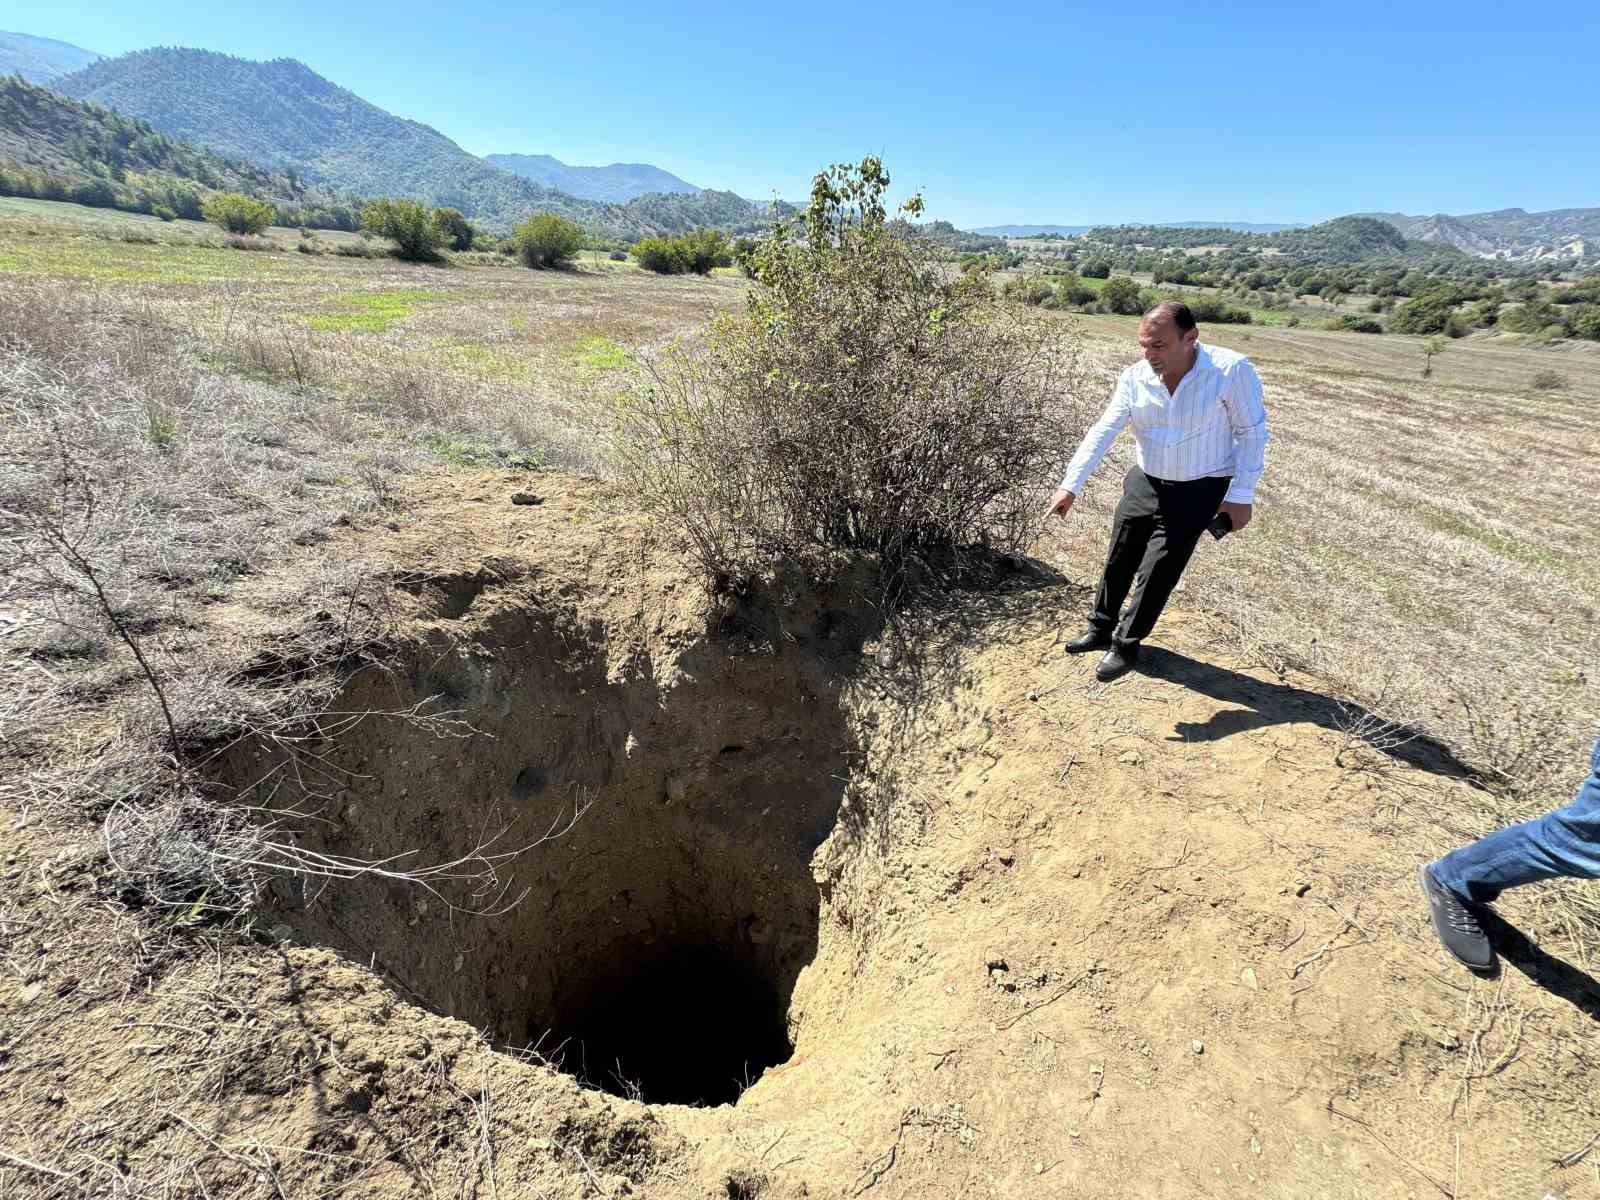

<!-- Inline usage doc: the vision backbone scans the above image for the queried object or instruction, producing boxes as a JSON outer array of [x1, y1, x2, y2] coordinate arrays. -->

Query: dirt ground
[[3, 470, 1598, 1199]]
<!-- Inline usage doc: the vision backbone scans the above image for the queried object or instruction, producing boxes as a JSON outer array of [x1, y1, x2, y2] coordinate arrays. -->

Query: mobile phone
[[1207, 512, 1233, 541]]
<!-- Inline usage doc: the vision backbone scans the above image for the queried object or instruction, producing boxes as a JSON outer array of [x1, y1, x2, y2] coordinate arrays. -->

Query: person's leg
[[1432, 738, 1600, 905], [1090, 510, 1152, 632], [1113, 517, 1208, 644], [1088, 471, 1158, 634], [1114, 476, 1229, 644]]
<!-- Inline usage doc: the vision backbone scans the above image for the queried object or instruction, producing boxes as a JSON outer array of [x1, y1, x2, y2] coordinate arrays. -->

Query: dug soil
[[3, 471, 1598, 1199]]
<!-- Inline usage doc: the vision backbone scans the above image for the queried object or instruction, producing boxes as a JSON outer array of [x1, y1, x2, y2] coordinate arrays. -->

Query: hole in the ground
[[218, 594, 870, 1108], [545, 941, 793, 1106]]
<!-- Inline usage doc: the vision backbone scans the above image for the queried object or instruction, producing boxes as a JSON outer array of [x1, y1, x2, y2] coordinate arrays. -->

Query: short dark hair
[[1142, 300, 1196, 332]]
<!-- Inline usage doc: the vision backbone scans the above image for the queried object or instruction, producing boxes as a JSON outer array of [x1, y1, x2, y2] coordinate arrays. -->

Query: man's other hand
[[1045, 489, 1075, 519], [1218, 501, 1253, 532]]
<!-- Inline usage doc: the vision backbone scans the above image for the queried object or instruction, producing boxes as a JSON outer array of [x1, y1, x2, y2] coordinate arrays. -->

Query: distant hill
[[0, 30, 99, 83], [50, 48, 770, 237], [0, 74, 361, 227], [1351, 207, 1599, 262], [486, 153, 698, 203], [970, 224, 1091, 238], [971, 220, 1298, 237], [50, 48, 611, 232], [1265, 215, 1412, 259], [1156, 220, 1300, 233]]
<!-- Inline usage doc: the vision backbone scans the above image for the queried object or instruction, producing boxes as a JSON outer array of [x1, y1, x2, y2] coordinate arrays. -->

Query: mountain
[[486, 153, 699, 203], [971, 224, 1091, 237], [50, 48, 612, 232], [1352, 207, 1600, 262], [0, 74, 360, 228], [50, 48, 768, 237], [1155, 220, 1300, 233], [971, 220, 1299, 238], [0, 30, 100, 83]]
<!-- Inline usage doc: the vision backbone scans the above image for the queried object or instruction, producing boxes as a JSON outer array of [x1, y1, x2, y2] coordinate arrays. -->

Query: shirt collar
[[1136, 342, 1211, 387]]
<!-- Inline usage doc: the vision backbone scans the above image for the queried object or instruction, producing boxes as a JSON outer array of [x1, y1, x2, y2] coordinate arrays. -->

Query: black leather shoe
[[1418, 864, 1495, 971], [1065, 628, 1113, 654], [1094, 641, 1139, 682]]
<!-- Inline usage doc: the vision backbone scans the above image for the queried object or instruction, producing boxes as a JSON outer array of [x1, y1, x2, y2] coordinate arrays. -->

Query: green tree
[[513, 212, 584, 269], [433, 206, 473, 252], [680, 227, 730, 275], [362, 199, 447, 262], [1100, 275, 1143, 315], [1390, 291, 1455, 335], [201, 191, 274, 234]]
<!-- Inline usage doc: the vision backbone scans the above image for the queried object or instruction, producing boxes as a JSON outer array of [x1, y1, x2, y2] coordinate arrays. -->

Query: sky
[[8, 1, 1597, 229]]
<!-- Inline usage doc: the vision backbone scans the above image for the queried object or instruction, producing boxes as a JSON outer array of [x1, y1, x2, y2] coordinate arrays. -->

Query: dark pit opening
[[543, 941, 794, 1106], [225, 594, 864, 1111]]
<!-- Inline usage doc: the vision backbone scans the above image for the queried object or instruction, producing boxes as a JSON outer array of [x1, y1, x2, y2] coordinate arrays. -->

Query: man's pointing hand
[[1045, 489, 1075, 519]]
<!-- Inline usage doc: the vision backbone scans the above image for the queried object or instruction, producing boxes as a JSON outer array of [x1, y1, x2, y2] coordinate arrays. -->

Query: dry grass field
[[6, 196, 1598, 863], [4, 200, 1600, 1198], [5, 198, 1596, 861]]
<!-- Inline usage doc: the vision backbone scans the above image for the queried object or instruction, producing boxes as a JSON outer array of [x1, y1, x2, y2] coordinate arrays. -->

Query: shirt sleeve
[[1059, 372, 1133, 494], [1220, 359, 1269, 505]]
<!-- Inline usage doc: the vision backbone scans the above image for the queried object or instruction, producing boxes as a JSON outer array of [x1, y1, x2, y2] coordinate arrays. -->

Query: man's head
[[1138, 301, 1199, 378]]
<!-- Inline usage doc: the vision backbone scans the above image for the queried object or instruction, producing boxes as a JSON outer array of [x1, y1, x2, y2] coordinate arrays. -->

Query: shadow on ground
[[1139, 645, 1472, 782], [1478, 907, 1600, 1023]]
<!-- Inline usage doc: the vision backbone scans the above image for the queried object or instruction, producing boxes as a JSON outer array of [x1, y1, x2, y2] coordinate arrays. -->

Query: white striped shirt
[[1060, 343, 1270, 505]]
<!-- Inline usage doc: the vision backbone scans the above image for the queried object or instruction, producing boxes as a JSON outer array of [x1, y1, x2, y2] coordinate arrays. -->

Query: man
[[1045, 301, 1270, 682], [1419, 735, 1600, 971]]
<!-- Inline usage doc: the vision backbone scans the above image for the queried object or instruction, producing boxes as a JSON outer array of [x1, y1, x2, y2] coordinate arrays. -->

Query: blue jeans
[[1431, 737, 1600, 905]]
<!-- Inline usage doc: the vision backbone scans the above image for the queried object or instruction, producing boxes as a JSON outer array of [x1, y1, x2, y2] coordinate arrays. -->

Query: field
[[4, 202, 1600, 1198]]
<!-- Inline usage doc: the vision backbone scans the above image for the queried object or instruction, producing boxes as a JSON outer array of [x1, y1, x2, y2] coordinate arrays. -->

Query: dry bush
[[608, 157, 1087, 593], [0, 281, 500, 915]]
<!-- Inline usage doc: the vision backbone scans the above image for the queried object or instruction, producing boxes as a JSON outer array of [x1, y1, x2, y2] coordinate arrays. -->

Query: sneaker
[[1065, 628, 1113, 654], [1094, 641, 1140, 683], [1417, 864, 1495, 971]]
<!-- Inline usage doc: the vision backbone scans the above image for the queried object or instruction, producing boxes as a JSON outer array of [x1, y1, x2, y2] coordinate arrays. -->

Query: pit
[[223, 579, 870, 1108]]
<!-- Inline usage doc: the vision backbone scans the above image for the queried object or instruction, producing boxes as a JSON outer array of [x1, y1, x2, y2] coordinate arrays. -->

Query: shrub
[[152, 205, 177, 222], [361, 199, 447, 262], [513, 212, 584, 269], [1530, 369, 1567, 392], [1390, 291, 1456, 335], [202, 191, 274, 235], [1002, 275, 1054, 306], [1322, 314, 1383, 334], [334, 241, 373, 258], [1183, 295, 1253, 325], [608, 156, 1086, 594], [1100, 275, 1143, 315], [631, 236, 691, 274], [433, 207, 474, 252], [224, 235, 278, 252], [1572, 306, 1600, 341]]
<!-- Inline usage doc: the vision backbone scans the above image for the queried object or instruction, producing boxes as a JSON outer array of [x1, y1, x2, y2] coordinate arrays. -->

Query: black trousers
[[1089, 468, 1231, 644]]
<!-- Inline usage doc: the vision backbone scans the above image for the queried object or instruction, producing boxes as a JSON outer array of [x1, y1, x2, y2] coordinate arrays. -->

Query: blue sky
[[8, 2, 1595, 228]]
